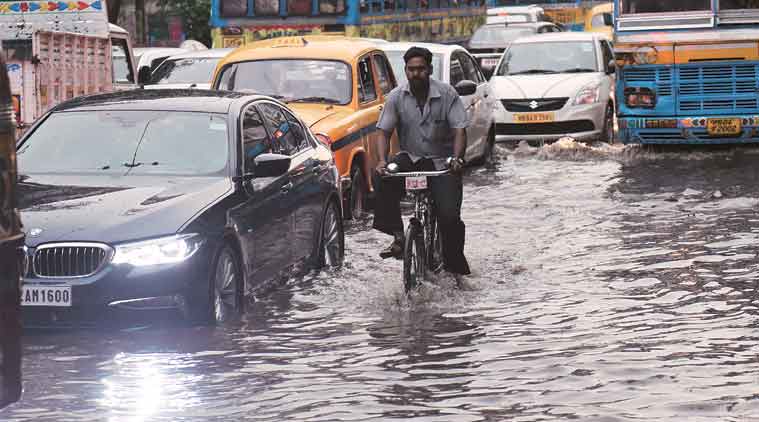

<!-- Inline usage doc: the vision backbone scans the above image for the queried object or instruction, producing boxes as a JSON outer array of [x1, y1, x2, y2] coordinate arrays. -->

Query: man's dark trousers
[[372, 153, 470, 275]]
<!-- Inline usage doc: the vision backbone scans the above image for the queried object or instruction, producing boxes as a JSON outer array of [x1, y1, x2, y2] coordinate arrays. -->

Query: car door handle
[[281, 182, 293, 193]]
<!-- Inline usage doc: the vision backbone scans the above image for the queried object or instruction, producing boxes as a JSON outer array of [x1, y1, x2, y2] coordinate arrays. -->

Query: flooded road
[[3, 141, 759, 421]]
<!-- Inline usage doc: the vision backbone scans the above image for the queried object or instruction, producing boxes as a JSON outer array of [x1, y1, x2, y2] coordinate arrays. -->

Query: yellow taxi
[[212, 36, 398, 219], [584, 3, 613, 40]]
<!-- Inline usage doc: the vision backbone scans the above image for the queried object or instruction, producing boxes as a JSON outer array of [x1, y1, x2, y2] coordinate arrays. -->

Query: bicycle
[[385, 163, 449, 293]]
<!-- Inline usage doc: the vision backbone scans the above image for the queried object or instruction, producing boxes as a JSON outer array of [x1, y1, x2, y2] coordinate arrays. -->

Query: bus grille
[[623, 67, 673, 96], [677, 63, 759, 113], [33, 244, 112, 278]]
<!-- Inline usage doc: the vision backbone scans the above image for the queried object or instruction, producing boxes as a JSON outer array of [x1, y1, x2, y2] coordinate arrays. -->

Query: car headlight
[[573, 83, 601, 105], [112, 234, 204, 266]]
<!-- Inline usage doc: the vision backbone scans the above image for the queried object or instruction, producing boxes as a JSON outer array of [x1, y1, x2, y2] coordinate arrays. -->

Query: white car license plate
[[405, 176, 428, 190], [21, 285, 72, 307], [481, 58, 499, 68]]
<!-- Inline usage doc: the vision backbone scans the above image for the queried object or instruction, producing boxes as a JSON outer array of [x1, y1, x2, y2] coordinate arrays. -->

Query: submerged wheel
[[426, 218, 444, 273], [317, 199, 345, 268], [600, 103, 615, 144], [346, 164, 368, 220], [403, 223, 426, 293], [185, 244, 242, 325]]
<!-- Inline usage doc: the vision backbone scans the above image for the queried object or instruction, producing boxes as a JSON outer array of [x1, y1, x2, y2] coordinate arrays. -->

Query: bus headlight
[[624, 87, 656, 108]]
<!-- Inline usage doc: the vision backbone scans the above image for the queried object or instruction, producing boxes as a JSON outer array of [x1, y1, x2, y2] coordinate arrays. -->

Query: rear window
[[152, 57, 222, 85], [470, 26, 535, 44]]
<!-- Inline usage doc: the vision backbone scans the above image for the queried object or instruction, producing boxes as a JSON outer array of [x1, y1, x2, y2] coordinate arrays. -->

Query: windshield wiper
[[561, 68, 597, 73], [508, 69, 558, 75], [288, 96, 341, 104]]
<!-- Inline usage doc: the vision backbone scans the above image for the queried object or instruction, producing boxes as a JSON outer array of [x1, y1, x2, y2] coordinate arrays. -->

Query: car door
[[371, 52, 399, 161], [599, 38, 616, 106], [458, 51, 491, 159], [356, 54, 383, 187], [278, 107, 327, 261], [230, 102, 294, 288], [450, 53, 480, 161]]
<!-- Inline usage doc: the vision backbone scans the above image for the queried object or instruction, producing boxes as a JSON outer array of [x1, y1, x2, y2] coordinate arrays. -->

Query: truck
[[613, 0, 759, 145], [0, 0, 137, 132]]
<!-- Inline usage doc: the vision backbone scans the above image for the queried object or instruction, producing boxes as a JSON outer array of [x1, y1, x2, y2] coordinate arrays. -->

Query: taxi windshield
[[216, 59, 352, 105]]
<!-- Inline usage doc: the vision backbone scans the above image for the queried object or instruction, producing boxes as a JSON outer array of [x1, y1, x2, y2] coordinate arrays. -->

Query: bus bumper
[[618, 115, 759, 145]]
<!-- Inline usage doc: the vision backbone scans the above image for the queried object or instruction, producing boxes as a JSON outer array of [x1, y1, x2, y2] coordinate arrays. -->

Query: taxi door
[[354, 53, 386, 194]]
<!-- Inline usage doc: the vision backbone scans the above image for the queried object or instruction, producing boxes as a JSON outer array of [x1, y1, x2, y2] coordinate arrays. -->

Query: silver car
[[146, 49, 235, 90], [490, 32, 616, 144], [379, 42, 497, 165]]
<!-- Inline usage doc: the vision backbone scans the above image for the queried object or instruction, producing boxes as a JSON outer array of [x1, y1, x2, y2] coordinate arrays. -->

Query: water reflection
[[4, 143, 759, 421]]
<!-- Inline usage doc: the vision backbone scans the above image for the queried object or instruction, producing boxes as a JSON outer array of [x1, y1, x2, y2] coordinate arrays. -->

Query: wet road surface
[[3, 140, 759, 421]]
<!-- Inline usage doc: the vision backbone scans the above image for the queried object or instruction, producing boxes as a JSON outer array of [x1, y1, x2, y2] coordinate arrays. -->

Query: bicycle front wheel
[[403, 223, 426, 293]]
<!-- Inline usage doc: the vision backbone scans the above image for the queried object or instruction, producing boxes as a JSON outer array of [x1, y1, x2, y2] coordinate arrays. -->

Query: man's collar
[[400, 79, 442, 98]]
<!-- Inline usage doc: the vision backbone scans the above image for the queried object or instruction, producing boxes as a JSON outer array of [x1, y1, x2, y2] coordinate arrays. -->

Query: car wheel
[[316, 199, 345, 268], [184, 244, 242, 324], [600, 103, 615, 144], [470, 126, 495, 166], [345, 163, 367, 220]]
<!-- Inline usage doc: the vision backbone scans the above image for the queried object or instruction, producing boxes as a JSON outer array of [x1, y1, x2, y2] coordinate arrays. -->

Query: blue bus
[[210, 0, 486, 47], [614, 0, 759, 144]]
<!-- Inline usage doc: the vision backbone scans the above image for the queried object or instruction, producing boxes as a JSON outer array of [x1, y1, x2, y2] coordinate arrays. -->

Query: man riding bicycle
[[373, 46, 471, 278]]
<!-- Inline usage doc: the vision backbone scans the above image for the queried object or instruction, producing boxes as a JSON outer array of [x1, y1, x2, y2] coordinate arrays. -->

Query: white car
[[146, 49, 235, 89], [134, 47, 189, 82], [486, 5, 545, 25], [378, 42, 497, 165], [490, 32, 616, 144]]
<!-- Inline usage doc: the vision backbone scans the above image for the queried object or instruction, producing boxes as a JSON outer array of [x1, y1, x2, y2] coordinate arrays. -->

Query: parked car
[[468, 22, 563, 78], [379, 42, 496, 164], [489, 32, 616, 144], [213, 36, 398, 219], [16, 89, 344, 326], [147, 49, 234, 89], [0, 52, 22, 409]]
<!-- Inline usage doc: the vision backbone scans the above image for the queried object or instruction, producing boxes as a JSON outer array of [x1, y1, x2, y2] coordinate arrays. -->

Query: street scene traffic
[[2, 0, 759, 420]]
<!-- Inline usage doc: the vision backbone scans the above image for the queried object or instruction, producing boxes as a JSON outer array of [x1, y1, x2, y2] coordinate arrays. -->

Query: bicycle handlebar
[[383, 170, 450, 177]]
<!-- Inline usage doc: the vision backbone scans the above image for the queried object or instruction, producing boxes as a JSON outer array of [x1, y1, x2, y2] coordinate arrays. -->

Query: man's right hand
[[375, 160, 388, 176]]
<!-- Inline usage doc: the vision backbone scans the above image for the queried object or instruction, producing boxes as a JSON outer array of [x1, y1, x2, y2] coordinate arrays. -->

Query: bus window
[[256, 0, 279, 15], [289, 0, 311, 15], [720, 0, 759, 9], [320, 0, 346, 14], [621, 0, 709, 14], [221, 0, 247, 17]]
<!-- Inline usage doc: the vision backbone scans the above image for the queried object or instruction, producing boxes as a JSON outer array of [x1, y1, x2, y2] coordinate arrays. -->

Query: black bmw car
[[16, 90, 344, 325]]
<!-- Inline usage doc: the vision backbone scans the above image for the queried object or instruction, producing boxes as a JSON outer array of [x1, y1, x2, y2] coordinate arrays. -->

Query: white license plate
[[405, 176, 428, 190], [481, 58, 499, 68], [21, 285, 72, 307]]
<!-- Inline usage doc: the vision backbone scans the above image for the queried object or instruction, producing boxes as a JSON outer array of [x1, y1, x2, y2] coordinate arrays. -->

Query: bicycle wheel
[[403, 223, 426, 293], [427, 217, 444, 273]]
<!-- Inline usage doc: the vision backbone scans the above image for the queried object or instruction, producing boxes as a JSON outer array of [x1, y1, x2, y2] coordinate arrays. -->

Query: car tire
[[599, 103, 615, 144], [315, 199, 345, 268], [470, 126, 495, 166], [184, 244, 242, 325], [345, 163, 367, 220]]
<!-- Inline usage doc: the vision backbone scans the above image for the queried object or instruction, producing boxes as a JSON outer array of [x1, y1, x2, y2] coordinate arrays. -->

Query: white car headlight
[[112, 234, 204, 266], [573, 83, 601, 105]]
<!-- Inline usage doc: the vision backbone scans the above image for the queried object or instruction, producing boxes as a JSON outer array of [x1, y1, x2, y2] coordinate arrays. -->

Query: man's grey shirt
[[377, 78, 468, 167]]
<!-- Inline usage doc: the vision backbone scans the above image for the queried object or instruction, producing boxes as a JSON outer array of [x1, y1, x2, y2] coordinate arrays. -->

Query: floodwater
[[3, 140, 759, 421]]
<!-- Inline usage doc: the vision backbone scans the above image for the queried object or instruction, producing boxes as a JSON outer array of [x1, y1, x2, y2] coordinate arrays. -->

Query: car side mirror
[[455, 80, 477, 96], [137, 66, 152, 86], [607, 59, 616, 74], [253, 153, 291, 178], [603, 13, 613, 27]]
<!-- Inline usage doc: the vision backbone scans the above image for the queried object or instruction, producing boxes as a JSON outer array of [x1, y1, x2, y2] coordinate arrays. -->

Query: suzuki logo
[[529, 100, 539, 110]]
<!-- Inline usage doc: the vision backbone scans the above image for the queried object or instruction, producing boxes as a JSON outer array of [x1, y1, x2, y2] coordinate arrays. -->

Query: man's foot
[[379, 239, 403, 259]]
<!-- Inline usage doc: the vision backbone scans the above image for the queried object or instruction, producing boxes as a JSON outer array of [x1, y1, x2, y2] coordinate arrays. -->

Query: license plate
[[405, 176, 428, 191], [21, 285, 72, 307], [481, 58, 499, 68], [707, 118, 742, 136], [514, 112, 555, 123]]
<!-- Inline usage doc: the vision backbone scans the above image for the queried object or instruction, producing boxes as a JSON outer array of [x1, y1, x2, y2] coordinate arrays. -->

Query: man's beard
[[409, 78, 429, 93]]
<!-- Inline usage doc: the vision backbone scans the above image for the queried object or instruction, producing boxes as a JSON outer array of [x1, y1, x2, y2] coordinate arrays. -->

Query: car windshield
[[470, 26, 534, 44], [497, 41, 598, 75], [217, 59, 352, 105], [384, 51, 443, 84], [152, 57, 222, 84], [17, 111, 229, 175]]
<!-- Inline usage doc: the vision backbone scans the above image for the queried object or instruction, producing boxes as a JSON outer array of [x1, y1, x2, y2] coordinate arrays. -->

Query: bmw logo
[[29, 228, 43, 237]]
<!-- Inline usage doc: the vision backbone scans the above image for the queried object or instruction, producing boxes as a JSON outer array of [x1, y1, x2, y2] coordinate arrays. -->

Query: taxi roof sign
[[271, 37, 309, 48]]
